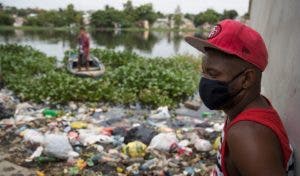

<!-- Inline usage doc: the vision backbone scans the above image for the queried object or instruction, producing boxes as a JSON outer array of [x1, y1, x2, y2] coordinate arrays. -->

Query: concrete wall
[[250, 0, 300, 174]]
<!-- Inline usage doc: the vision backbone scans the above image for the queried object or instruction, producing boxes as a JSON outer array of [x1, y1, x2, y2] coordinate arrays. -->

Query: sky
[[1, 0, 249, 15]]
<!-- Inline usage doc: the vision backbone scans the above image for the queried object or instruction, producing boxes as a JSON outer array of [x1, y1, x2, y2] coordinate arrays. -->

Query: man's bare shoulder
[[226, 120, 285, 176], [228, 120, 275, 138]]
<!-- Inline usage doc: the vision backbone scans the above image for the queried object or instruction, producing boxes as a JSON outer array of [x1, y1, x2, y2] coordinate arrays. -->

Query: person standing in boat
[[78, 26, 90, 71]]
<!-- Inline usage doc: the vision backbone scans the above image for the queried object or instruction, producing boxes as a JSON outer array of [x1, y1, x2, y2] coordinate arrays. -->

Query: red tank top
[[213, 107, 294, 176]]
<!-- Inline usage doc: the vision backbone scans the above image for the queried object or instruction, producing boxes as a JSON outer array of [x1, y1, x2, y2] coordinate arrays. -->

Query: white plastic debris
[[78, 129, 114, 146], [178, 140, 190, 148], [132, 123, 140, 127], [148, 133, 178, 151], [25, 146, 43, 162], [194, 138, 212, 152], [68, 101, 77, 111], [43, 134, 79, 159], [188, 133, 199, 143], [149, 106, 171, 119], [204, 128, 214, 133], [67, 151, 80, 158], [0, 118, 15, 126], [0, 89, 16, 108], [95, 145, 104, 152], [23, 129, 44, 144], [15, 115, 37, 124], [188, 133, 212, 152], [94, 108, 103, 113], [14, 103, 43, 124], [221, 111, 226, 118], [22, 129, 78, 160], [126, 163, 141, 173], [213, 123, 224, 132], [141, 158, 159, 170], [15, 102, 34, 115], [77, 106, 88, 114]]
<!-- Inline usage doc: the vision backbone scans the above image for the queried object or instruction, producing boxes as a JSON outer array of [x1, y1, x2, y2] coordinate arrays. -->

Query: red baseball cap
[[185, 19, 268, 71]]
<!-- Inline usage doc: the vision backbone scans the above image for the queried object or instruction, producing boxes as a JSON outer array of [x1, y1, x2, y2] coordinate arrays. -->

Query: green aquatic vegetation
[[0, 44, 201, 107]]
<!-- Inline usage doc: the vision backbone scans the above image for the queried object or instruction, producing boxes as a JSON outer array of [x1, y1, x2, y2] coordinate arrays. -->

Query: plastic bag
[[122, 141, 147, 158], [188, 133, 212, 152], [213, 136, 221, 150], [22, 129, 44, 144], [194, 139, 212, 152], [25, 146, 44, 162], [124, 125, 157, 145], [70, 121, 88, 129], [213, 123, 224, 132], [43, 134, 79, 159], [14, 103, 43, 124], [148, 133, 178, 151], [78, 129, 114, 146], [141, 158, 159, 170], [149, 106, 171, 119]]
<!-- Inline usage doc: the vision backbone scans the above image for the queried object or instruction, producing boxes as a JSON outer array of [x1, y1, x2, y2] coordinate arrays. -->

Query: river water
[[0, 29, 201, 60]]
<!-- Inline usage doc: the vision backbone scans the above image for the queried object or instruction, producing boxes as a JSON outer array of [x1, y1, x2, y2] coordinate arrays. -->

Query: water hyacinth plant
[[0, 44, 201, 107]]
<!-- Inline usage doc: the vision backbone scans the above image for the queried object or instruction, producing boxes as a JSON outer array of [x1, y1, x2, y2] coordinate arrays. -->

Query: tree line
[[0, 1, 247, 28], [90, 1, 162, 28], [0, 4, 83, 27]]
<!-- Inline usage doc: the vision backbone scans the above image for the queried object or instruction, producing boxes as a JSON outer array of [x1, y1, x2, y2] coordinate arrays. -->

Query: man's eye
[[208, 71, 218, 77]]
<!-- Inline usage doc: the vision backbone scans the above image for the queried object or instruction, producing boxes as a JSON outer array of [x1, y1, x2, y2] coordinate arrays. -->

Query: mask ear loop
[[227, 68, 248, 99], [227, 68, 248, 84], [220, 72, 247, 109]]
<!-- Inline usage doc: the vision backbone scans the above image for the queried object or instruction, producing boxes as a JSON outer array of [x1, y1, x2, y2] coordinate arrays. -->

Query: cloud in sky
[[2, 0, 249, 15]]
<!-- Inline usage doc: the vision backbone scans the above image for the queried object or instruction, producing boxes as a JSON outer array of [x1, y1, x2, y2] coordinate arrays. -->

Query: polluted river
[[0, 43, 224, 176]]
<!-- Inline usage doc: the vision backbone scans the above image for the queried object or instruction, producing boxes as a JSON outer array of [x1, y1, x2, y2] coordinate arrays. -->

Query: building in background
[[12, 15, 24, 27]]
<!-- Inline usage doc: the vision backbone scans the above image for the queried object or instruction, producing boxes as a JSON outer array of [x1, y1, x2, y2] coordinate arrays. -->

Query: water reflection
[[22, 29, 78, 48], [91, 30, 159, 53], [0, 29, 201, 60]]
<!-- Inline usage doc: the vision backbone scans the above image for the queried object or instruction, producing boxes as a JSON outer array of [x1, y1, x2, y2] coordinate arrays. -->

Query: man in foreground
[[185, 19, 294, 176], [78, 27, 90, 71]]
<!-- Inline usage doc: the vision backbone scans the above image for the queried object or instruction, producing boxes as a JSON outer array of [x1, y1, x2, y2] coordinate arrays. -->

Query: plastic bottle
[[140, 158, 158, 170], [42, 109, 58, 118]]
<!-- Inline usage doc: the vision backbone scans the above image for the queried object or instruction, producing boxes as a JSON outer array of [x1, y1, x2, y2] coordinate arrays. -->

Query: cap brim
[[184, 36, 230, 55]]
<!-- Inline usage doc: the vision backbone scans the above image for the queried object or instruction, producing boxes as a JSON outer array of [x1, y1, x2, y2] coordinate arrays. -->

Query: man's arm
[[227, 121, 286, 176]]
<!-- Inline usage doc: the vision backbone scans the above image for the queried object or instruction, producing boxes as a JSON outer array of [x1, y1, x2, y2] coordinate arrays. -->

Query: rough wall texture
[[250, 0, 300, 174]]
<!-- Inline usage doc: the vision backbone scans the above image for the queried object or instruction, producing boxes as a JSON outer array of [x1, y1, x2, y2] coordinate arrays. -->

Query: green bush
[[0, 44, 201, 107], [0, 12, 14, 26]]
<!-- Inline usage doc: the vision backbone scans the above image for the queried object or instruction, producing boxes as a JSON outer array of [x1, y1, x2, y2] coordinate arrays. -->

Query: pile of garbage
[[0, 88, 224, 176]]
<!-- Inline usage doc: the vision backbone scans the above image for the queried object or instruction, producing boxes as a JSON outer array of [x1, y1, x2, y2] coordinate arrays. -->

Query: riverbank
[[0, 85, 224, 175], [0, 25, 69, 31]]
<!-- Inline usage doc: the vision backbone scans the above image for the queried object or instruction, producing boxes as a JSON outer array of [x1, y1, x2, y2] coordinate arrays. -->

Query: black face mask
[[199, 69, 246, 110]]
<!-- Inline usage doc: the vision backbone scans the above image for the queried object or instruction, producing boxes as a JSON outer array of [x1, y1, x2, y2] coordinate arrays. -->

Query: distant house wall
[[13, 17, 24, 27], [152, 18, 195, 29], [152, 18, 170, 28], [250, 0, 300, 174]]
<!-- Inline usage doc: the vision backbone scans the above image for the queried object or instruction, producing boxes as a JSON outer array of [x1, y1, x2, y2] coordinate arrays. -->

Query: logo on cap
[[207, 24, 222, 39]]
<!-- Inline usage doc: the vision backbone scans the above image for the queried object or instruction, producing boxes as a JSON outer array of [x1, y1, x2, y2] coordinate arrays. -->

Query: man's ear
[[242, 69, 257, 89]]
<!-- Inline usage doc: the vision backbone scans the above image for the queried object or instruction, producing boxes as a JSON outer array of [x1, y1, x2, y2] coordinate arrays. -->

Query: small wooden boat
[[67, 54, 105, 78]]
